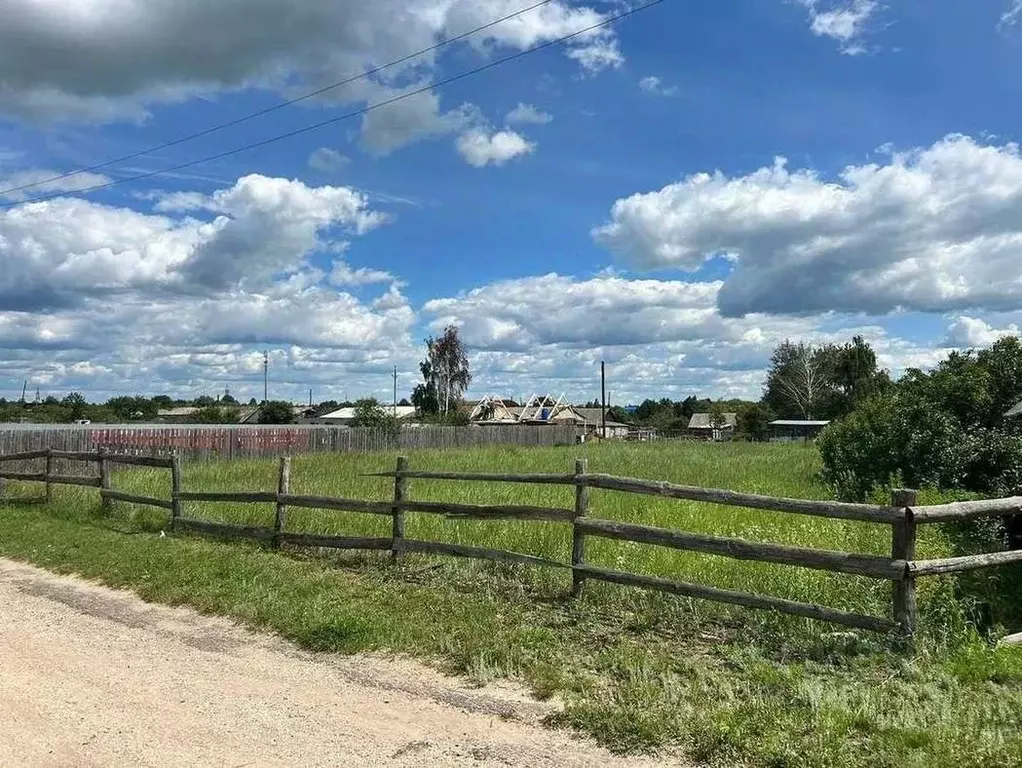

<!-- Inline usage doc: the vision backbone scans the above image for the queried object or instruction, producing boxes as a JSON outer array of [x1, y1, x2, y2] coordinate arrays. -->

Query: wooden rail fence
[[3, 450, 1021, 637]]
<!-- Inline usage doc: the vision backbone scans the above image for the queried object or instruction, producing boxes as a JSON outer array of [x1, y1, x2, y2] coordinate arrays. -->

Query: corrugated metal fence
[[0, 424, 577, 472]]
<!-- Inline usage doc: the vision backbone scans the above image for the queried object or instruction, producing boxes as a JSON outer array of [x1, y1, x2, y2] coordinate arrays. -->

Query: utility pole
[[309, 388, 313, 409], [21, 380, 27, 403], [601, 361, 607, 439], [393, 366, 398, 417], [263, 351, 269, 404]]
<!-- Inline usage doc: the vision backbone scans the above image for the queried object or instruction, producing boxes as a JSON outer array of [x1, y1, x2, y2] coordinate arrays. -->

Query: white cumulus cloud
[[638, 75, 677, 96], [308, 148, 350, 173], [594, 134, 1022, 318], [798, 0, 878, 54], [456, 128, 535, 167], [505, 102, 553, 125], [0, 0, 622, 151], [945, 316, 1021, 348]]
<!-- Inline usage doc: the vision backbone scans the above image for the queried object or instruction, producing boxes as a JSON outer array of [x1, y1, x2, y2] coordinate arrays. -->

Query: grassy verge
[[1, 441, 1021, 766]]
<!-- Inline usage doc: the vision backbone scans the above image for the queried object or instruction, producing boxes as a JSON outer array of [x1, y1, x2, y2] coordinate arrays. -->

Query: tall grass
[[4, 441, 1021, 766], [85, 440, 964, 634]]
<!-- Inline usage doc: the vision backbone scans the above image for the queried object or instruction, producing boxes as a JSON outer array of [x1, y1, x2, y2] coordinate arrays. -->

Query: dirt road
[[0, 559, 671, 767]]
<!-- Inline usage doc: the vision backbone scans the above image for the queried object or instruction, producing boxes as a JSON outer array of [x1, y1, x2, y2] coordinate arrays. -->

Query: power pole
[[263, 351, 269, 404], [601, 361, 607, 439], [309, 388, 313, 409], [393, 366, 398, 417]]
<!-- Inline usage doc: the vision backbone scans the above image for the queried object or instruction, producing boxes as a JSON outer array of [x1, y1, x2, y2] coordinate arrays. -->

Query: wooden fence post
[[44, 448, 53, 504], [98, 447, 111, 513], [274, 456, 291, 549], [170, 453, 182, 532], [891, 488, 918, 637], [572, 458, 589, 596], [392, 456, 408, 562]]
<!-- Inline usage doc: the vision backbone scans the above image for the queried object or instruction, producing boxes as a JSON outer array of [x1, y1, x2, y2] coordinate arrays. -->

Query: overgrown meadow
[[2, 440, 1021, 766]]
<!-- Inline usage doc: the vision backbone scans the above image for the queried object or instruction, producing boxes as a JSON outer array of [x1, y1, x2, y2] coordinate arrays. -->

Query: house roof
[[687, 412, 738, 429], [157, 407, 200, 418], [319, 405, 418, 420], [769, 420, 831, 427]]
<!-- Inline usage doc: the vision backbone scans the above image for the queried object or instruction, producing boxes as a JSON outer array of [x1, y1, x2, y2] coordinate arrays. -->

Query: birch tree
[[764, 341, 830, 420], [425, 326, 471, 416]]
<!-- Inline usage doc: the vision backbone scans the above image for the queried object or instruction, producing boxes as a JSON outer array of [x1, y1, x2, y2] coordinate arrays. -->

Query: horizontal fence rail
[[575, 517, 907, 580], [911, 496, 1022, 523], [575, 565, 899, 633], [3, 449, 1021, 638]]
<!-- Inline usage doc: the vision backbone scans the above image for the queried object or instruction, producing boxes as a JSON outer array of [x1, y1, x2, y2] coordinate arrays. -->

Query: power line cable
[[0, 0, 561, 198], [0, 0, 663, 209]]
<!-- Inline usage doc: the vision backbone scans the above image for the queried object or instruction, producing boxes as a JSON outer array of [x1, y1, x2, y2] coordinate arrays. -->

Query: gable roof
[[687, 412, 738, 429], [320, 405, 418, 420]]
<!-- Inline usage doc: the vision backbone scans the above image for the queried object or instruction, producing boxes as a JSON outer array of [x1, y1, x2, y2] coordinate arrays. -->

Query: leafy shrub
[[818, 392, 971, 501]]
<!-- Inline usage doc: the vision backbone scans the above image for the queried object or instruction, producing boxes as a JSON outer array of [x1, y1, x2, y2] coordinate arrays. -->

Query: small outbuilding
[[687, 412, 737, 441], [769, 420, 830, 441]]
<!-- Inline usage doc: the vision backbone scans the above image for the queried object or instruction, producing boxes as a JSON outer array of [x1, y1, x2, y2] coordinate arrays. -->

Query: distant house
[[156, 406, 200, 422], [769, 420, 830, 441], [310, 405, 418, 427], [572, 407, 631, 439], [687, 412, 737, 441], [467, 396, 631, 438]]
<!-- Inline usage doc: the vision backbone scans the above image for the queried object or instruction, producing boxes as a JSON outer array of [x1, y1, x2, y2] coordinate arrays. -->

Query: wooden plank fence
[[2, 450, 1020, 638], [0, 424, 577, 471]]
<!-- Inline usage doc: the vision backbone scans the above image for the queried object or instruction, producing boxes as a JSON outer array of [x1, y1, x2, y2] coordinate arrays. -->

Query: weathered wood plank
[[392, 456, 408, 562], [278, 494, 394, 516], [576, 518, 905, 580], [170, 454, 182, 532], [0, 471, 47, 482], [401, 500, 574, 523], [0, 450, 49, 463], [44, 450, 53, 503], [366, 470, 577, 486], [1001, 631, 1022, 646], [572, 458, 589, 596], [399, 539, 569, 570], [576, 565, 897, 633], [173, 518, 275, 542], [274, 456, 291, 549], [46, 475, 103, 488], [891, 489, 918, 637], [909, 549, 1022, 575], [582, 473, 903, 523], [100, 489, 174, 511], [98, 448, 111, 513], [279, 533, 393, 551], [912, 496, 1022, 523], [49, 450, 100, 462], [174, 491, 277, 503]]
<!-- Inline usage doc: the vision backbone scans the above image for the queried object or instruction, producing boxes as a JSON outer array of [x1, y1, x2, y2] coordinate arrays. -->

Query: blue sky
[[3, 0, 1022, 405]]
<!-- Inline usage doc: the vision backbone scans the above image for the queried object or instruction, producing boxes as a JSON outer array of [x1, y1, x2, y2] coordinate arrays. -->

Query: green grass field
[[2, 440, 1021, 766], [111, 440, 962, 630]]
